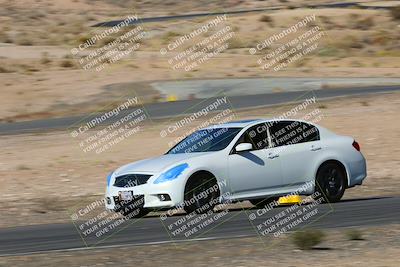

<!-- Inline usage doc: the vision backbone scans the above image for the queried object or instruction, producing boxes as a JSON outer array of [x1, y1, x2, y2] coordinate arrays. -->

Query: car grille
[[113, 174, 152, 188]]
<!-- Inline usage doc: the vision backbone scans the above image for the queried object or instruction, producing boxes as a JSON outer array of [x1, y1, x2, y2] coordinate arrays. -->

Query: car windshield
[[167, 127, 242, 154]]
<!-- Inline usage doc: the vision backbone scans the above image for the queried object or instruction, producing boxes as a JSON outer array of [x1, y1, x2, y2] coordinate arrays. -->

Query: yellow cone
[[278, 195, 302, 205], [166, 95, 178, 102]]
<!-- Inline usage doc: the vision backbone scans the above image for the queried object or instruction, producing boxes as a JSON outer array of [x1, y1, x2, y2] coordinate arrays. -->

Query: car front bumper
[[105, 181, 184, 211]]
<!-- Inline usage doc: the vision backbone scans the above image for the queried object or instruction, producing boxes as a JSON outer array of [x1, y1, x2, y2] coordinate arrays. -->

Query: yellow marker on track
[[278, 195, 302, 205], [166, 95, 178, 102]]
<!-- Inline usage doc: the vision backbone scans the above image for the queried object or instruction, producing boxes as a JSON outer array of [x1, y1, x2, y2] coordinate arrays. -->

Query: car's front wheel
[[315, 162, 346, 203], [183, 173, 220, 214]]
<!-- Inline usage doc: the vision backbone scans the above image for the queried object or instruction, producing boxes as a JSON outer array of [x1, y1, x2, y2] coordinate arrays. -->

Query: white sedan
[[105, 119, 367, 217]]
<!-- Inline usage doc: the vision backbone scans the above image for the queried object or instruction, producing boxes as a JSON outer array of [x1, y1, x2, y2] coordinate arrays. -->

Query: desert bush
[[259, 15, 274, 26], [318, 104, 328, 109], [335, 35, 363, 49], [162, 31, 180, 43], [40, 52, 52, 65], [78, 34, 91, 44], [350, 60, 364, 67], [318, 46, 340, 57], [292, 229, 325, 250], [15, 35, 34, 46], [347, 13, 360, 29], [18, 64, 39, 73], [16, 164, 31, 170], [100, 36, 118, 47], [35, 197, 66, 212], [319, 15, 336, 30], [349, 13, 360, 21], [0, 31, 13, 43], [0, 65, 13, 73], [371, 30, 391, 46], [358, 17, 374, 30], [346, 229, 364, 240], [60, 59, 74, 68], [227, 37, 245, 49], [28, 10, 46, 21], [390, 6, 400, 20], [319, 15, 332, 25]]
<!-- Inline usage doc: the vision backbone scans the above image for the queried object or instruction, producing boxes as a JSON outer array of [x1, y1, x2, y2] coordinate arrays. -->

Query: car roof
[[202, 118, 320, 130], [203, 119, 263, 129]]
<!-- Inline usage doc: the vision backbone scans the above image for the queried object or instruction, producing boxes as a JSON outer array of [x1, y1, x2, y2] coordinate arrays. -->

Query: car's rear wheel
[[315, 162, 346, 203], [249, 197, 279, 208], [183, 173, 220, 214]]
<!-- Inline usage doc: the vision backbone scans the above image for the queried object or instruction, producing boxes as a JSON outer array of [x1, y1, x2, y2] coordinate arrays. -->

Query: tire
[[315, 162, 346, 203], [249, 197, 279, 208], [183, 174, 220, 214]]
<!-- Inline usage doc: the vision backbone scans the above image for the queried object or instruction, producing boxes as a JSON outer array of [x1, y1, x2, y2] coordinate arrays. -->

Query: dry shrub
[[60, 60, 74, 68], [227, 37, 245, 49], [292, 229, 325, 250], [346, 229, 364, 240], [358, 17, 374, 30], [0, 65, 13, 73], [390, 6, 400, 20], [40, 52, 52, 65], [334, 35, 363, 49], [371, 30, 392, 46], [15, 34, 34, 46], [259, 15, 274, 26]]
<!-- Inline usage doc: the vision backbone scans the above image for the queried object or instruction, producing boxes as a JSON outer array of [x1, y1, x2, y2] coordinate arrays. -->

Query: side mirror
[[235, 143, 253, 152]]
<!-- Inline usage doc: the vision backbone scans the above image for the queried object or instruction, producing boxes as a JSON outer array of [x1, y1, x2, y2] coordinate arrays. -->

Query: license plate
[[119, 191, 133, 201]]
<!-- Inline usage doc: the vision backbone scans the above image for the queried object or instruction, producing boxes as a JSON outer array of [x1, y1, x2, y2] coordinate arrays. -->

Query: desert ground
[[1, 0, 400, 122], [1, 224, 399, 267]]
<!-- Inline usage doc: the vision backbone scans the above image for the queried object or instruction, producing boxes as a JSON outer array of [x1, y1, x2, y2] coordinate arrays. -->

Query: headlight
[[153, 163, 189, 184], [107, 171, 114, 187]]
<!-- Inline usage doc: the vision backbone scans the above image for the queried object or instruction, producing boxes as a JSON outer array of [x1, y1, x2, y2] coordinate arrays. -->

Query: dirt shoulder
[[1, 224, 399, 267]]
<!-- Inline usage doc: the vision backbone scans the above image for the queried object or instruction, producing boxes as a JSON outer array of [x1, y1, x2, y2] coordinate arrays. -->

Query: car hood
[[114, 152, 210, 175]]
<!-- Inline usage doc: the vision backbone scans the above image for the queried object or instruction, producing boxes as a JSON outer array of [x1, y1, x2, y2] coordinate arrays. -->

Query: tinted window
[[301, 122, 320, 142], [236, 123, 269, 150], [268, 120, 319, 147], [167, 127, 242, 154]]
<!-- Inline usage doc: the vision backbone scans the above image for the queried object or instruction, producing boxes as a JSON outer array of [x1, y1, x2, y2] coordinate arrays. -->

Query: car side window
[[268, 120, 320, 147], [301, 122, 320, 142], [236, 123, 269, 150]]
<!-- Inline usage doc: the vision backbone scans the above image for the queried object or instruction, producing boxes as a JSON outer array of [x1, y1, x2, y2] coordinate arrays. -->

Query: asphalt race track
[[1, 85, 400, 135], [92, 1, 389, 27], [0, 196, 399, 256]]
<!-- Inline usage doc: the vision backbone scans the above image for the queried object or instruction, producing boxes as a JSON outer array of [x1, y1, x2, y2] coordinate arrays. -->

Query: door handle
[[310, 145, 322, 151], [268, 153, 279, 159]]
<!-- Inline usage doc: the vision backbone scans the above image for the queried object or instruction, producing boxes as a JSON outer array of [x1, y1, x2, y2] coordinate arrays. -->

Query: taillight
[[352, 140, 360, 151]]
